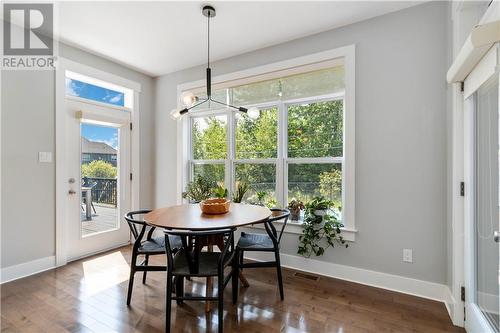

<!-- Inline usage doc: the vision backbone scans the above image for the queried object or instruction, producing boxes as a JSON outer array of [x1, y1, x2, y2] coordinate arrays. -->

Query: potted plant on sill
[[182, 175, 214, 203], [288, 198, 304, 221], [297, 196, 348, 258], [255, 190, 267, 206], [212, 182, 228, 199], [232, 181, 249, 203]]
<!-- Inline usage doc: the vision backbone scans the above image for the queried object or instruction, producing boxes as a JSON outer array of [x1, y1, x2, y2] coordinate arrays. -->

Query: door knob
[[494, 231, 500, 243], [68, 178, 76, 184], [68, 190, 77, 195]]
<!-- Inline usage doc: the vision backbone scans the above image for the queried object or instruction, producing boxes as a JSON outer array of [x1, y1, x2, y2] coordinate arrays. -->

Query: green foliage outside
[[190, 100, 343, 209], [81, 160, 117, 178]]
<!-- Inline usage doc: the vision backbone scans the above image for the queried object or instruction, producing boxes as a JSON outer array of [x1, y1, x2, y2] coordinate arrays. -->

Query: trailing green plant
[[182, 175, 215, 203], [287, 198, 304, 220], [212, 182, 228, 199], [297, 196, 347, 257], [232, 181, 249, 203]]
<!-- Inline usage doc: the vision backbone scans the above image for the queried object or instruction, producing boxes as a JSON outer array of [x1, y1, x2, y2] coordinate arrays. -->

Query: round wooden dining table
[[143, 203, 271, 312], [143, 202, 271, 230]]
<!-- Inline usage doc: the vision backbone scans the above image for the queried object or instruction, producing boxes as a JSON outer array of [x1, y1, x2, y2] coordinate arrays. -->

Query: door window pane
[[235, 164, 276, 205], [80, 123, 119, 237], [288, 163, 342, 215], [192, 115, 227, 160], [475, 77, 500, 331], [193, 164, 225, 184], [67, 78, 125, 107], [235, 107, 278, 159], [288, 100, 343, 158]]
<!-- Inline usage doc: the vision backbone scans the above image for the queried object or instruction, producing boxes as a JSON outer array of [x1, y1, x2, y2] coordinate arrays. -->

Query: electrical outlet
[[403, 249, 413, 263], [38, 152, 52, 163]]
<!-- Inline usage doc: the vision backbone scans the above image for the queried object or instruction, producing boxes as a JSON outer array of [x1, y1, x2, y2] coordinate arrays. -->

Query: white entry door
[[65, 98, 131, 261], [464, 44, 500, 333]]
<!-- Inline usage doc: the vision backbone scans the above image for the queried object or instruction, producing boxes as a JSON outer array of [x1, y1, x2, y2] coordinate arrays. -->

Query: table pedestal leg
[[205, 244, 213, 313]]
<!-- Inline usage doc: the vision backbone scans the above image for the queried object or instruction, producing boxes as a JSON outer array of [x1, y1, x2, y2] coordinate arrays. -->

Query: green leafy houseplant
[[212, 182, 228, 199], [288, 198, 304, 220], [182, 175, 215, 203], [256, 191, 267, 205], [298, 196, 348, 257], [232, 181, 249, 203]]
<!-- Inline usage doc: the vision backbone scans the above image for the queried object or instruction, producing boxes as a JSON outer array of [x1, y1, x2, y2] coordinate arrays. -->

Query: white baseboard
[[443, 286, 457, 324], [0, 256, 56, 284], [245, 252, 453, 316]]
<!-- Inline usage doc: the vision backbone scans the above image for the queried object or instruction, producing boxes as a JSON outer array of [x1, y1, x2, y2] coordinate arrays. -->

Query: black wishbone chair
[[236, 208, 290, 300], [164, 228, 238, 333], [124, 210, 182, 306]]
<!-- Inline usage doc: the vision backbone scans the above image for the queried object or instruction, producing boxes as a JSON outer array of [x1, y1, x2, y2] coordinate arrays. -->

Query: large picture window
[[181, 48, 355, 239]]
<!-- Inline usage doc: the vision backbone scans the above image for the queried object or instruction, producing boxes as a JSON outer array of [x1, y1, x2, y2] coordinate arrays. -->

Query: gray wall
[[155, 2, 449, 284], [1, 43, 155, 268]]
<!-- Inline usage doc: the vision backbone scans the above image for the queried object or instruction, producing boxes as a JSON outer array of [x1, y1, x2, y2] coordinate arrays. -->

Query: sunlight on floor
[[81, 251, 129, 296]]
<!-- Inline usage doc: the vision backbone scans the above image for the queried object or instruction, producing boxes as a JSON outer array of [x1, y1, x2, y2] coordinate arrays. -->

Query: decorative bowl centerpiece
[[200, 198, 230, 215]]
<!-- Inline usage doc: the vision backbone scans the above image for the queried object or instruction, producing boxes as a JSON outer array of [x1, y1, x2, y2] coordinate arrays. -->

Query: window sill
[[246, 220, 357, 242]]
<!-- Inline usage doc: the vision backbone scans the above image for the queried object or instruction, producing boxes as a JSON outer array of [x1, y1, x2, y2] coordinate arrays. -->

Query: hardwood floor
[[1, 247, 464, 333]]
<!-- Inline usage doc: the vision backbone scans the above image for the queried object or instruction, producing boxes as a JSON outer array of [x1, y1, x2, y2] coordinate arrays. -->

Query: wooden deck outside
[[81, 204, 118, 236]]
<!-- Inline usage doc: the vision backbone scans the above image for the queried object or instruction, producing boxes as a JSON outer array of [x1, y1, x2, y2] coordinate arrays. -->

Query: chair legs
[[175, 276, 184, 305], [274, 250, 284, 301], [237, 248, 284, 301], [142, 255, 149, 284], [232, 253, 239, 304], [218, 276, 224, 333], [127, 252, 137, 306], [165, 273, 173, 333]]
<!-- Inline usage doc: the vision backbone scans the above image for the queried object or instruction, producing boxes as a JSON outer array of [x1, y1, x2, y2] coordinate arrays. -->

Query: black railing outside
[[84, 177, 117, 207]]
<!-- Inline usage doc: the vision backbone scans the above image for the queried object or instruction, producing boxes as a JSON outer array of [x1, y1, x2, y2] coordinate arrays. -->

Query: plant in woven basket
[[232, 181, 249, 203], [182, 175, 215, 203], [297, 196, 348, 257]]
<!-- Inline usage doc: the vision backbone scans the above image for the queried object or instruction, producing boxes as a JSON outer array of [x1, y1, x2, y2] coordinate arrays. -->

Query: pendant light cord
[[206, 10, 212, 99], [207, 11, 210, 69]]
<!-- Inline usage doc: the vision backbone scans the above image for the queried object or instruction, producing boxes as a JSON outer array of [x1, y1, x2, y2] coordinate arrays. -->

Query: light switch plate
[[38, 152, 52, 163]]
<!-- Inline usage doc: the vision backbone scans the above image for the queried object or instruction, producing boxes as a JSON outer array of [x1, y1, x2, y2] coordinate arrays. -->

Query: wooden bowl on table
[[200, 198, 231, 215]]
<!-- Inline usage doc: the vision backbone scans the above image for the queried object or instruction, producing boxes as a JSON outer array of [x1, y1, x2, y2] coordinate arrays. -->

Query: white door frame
[[55, 57, 141, 266], [449, 1, 498, 326]]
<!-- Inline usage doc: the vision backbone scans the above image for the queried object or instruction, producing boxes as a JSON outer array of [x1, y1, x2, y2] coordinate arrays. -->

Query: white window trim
[[55, 57, 142, 266], [177, 45, 356, 241]]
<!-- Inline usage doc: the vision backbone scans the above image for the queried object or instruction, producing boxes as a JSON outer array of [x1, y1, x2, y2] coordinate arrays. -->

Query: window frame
[[178, 45, 356, 241]]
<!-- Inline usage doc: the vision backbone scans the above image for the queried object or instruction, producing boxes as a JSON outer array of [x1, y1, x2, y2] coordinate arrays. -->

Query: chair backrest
[[164, 228, 235, 275], [124, 210, 154, 247], [264, 208, 290, 245]]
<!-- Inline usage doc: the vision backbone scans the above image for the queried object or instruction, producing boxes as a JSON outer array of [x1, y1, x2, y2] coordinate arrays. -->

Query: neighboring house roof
[[81, 137, 117, 155]]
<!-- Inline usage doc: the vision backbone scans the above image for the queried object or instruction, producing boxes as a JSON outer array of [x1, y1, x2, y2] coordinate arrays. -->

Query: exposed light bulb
[[170, 108, 182, 120], [247, 107, 260, 120], [181, 91, 197, 107]]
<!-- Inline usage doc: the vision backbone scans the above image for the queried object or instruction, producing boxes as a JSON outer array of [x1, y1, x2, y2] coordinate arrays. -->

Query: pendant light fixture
[[170, 5, 258, 120]]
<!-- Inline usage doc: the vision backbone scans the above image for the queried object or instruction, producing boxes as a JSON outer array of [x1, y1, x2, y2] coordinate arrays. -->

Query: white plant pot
[[314, 209, 327, 217]]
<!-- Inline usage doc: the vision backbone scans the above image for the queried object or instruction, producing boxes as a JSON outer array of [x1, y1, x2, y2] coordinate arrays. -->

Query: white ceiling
[[57, 1, 422, 77]]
